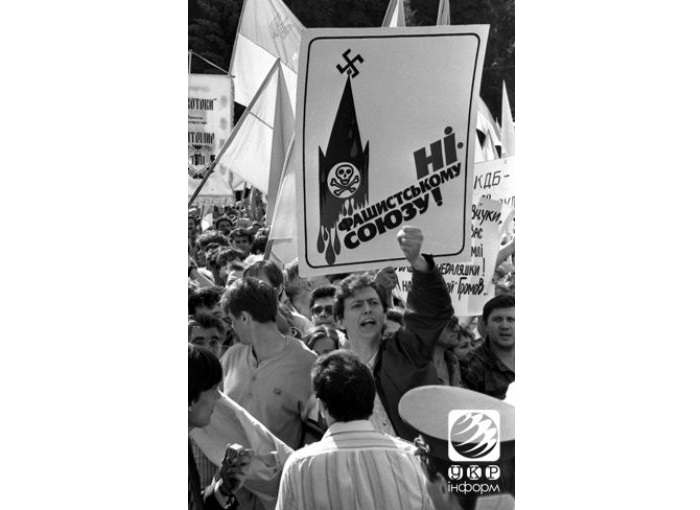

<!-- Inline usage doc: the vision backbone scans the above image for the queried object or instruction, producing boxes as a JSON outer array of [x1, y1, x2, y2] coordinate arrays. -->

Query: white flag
[[230, 0, 304, 114], [436, 0, 450, 25], [477, 97, 502, 159], [216, 61, 294, 219], [381, 0, 406, 27], [267, 135, 299, 265], [501, 81, 515, 157]]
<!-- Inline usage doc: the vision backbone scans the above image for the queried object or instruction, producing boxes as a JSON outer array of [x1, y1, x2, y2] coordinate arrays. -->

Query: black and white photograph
[[7, 1, 696, 509], [188, 1, 514, 509]]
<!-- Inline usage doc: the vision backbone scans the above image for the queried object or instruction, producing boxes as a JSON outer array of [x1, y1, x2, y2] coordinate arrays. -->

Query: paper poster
[[395, 197, 502, 316], [188, 73, 235, 175], [294, 25, 489, 277], [474, 157, 515, 212]]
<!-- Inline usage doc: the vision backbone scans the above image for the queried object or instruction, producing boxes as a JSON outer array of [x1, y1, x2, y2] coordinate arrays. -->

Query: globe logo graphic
[[448, 411, 499, 460]]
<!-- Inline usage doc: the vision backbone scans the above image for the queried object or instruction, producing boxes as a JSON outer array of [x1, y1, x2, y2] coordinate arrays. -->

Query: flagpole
[[190, 51, 230, 75], [263, 132, 296, 261], [189, 60, 282, 208]]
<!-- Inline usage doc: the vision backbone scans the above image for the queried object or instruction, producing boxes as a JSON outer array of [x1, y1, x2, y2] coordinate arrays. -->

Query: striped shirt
[[275, 420, 434, 510]]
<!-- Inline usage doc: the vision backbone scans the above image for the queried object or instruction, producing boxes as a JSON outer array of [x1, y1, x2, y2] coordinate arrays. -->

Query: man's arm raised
[[397, 226, 429, 273], [397, 226, 453, 351]]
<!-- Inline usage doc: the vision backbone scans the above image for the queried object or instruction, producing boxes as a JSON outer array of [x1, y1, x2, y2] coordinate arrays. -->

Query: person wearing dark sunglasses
[[309, 285, 338, 327]]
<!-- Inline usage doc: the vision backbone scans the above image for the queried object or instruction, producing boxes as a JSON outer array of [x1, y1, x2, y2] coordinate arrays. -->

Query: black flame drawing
[[317, 76, 369, 265]]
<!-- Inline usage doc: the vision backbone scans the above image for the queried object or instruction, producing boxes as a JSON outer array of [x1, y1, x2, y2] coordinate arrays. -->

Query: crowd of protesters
[[188, 199, 515, 510]]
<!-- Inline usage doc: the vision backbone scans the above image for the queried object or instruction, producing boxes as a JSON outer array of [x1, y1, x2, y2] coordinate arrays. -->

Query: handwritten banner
[[395, 197, 502, 316], [293, 25, 489, 276], [474, 157, 515, 211]]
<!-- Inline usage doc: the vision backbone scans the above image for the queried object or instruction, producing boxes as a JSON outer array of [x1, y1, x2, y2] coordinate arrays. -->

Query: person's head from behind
[[303, 325, 341, 356], [231, 228, 254, 257], [243, 260, 284, 297], [309, 285, 339, 327], [482, 294, 515, 350], [335, 273, 388, 343], [188, 312, 226, 358], [188, 344, 222, 429], [220, 277, 278, 344], [311, 350, 375, 424]]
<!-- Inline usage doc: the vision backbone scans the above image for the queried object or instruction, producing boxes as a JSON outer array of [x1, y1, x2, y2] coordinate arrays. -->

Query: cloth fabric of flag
[[230, 0, 303, 114], [216, 61, 294, 222], [436, 0, 450, 25], [381, 0, 406, 27], [501, 81, 515, 157]]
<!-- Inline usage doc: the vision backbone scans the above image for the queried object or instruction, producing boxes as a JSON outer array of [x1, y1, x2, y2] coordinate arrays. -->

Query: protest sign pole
[[263, 133, 296, 261], [189, 50, 230, 75], [189, 60, 281, 207]]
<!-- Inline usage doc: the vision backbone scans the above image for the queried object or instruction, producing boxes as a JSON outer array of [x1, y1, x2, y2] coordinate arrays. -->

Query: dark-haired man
[[276, 351, 433, 510], [188, 344, 251, 509], [460, 294, 515, 399], [188, 313, 226, 358], [219, 278, 316, 449], [308, 285, 337, 327], [243, 260, 313, 338], [309, 284, 349, 349]]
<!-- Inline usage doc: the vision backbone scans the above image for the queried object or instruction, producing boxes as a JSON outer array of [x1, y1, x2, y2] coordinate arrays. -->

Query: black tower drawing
[[317, 76, 369, 265]]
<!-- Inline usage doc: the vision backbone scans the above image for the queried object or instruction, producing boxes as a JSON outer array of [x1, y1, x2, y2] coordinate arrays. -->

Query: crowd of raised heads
[[188, 197, 515, 510], [188, 200, 514, 364]]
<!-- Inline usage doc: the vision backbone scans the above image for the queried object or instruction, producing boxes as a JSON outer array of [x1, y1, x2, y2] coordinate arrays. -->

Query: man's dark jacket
[[372, 255, 453, 442]]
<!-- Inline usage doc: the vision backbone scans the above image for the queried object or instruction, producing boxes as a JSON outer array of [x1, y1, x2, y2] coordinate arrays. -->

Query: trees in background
[[189, 0, 514, 118]]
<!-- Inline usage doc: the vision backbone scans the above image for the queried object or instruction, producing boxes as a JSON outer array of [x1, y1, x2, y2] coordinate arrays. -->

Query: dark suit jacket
[[373, 254, 454, 442]]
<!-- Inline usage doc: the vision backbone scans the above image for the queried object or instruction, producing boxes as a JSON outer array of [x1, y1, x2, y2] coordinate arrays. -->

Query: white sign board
[[188, 73, 235, 173], [294, 25, 489, 276], [474, 157, 515, 211]]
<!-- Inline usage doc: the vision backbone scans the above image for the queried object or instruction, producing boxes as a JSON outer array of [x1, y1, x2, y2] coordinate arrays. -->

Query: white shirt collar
[[323, 419, 375, 438]]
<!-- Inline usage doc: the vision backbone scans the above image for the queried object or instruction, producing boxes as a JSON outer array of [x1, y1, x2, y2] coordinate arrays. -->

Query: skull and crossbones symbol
[[328, 163, 360, 198]]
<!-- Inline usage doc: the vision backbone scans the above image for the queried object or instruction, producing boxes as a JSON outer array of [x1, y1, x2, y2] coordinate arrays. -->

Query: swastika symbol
[[336, 49, 364, 78]]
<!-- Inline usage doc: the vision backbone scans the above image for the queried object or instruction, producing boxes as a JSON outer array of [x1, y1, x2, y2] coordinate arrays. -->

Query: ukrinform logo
[[448, 410, 500, 462]]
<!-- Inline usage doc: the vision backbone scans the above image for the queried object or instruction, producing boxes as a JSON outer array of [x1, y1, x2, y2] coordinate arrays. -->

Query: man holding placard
[[333, 225, 455, 441]]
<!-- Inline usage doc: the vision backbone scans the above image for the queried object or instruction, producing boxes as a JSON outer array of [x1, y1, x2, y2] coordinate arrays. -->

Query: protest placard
[[293, 25, 489, 276], [394, 197, 502, 316], [188, 74, 235, 174], [474, 157, 515, 211]]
